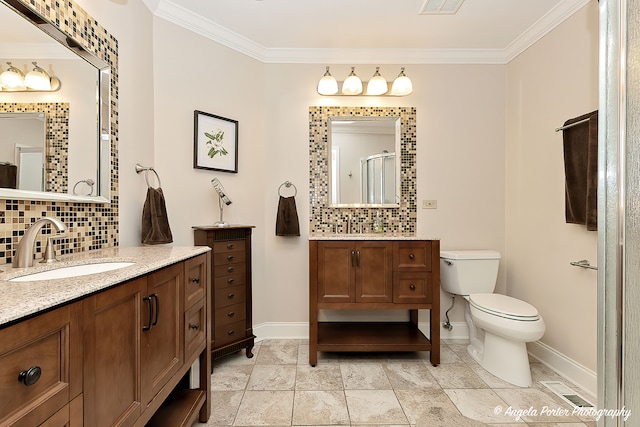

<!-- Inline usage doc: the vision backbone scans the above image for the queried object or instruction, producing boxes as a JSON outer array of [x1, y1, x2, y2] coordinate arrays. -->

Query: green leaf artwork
[[204, 129, 229, 158]]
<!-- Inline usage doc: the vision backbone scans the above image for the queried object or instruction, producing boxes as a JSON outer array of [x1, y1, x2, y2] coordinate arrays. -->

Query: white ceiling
[[143, 0, 591, 64]]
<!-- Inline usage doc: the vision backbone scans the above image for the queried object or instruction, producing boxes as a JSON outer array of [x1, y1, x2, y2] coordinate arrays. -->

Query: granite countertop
[[309, 233, 439, 241], [0, 245, 210, 327]]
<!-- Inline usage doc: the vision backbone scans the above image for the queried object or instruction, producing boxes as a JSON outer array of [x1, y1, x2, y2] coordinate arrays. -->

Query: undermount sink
[[9, 262, 135, 282]]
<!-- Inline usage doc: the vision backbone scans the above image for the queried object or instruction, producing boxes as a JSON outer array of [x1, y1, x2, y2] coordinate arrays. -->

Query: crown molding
[[148, 0, 590, 65]]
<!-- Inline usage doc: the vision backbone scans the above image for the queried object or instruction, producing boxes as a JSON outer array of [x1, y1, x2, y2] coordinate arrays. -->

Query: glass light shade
[[391, 67, 413, 96], [25, 64, 51, 91], [342, 67, 362, 95], [317, 66, 338, 95], [366, 67, 388, 95], [0, 64, 25, 89]]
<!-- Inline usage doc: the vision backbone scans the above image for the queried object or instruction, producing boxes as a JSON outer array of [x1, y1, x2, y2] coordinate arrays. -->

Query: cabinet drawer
[[393, 272, 432, 304], [214, 320, 247, 347], [214, 272, 246, 288], [215, 302, 246, 327], [213, 250, 245, 266], [185, 299, 206, 359], [215, 285, 246, 309], [185, 255, 207, 309], [0, 304, 79, 427], [213, 240, 245, 254], [395, 241, 432, 271], [214, 263, 246, 278]]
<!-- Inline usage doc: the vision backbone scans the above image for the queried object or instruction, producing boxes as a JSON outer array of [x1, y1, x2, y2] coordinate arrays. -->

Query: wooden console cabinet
[[309, 239, 440, 366], [193, 225, 255, 360]]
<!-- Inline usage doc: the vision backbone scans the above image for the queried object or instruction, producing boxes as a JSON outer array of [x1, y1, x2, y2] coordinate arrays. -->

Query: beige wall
[[72, 0, 596, 378], [505, 1, 599, 372]]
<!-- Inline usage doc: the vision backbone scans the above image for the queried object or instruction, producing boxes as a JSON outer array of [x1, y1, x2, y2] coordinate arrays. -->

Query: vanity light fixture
[[0, 61, 61, 92], [317, 66, 413, 96], [317, 66, 338, 95]]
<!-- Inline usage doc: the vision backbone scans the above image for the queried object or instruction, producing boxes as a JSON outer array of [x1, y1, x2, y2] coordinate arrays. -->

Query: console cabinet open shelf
[[309, 239, 440, 366]]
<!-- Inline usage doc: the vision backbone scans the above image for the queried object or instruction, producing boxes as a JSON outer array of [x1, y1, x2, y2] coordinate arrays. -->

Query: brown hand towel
[[141, 187, 173, 244], [563, 110, 598, 231], [276, 196, 300, 236], [0, 164, 17, 189]]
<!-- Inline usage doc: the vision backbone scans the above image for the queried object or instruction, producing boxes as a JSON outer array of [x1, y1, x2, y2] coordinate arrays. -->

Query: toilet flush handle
[[443, 260, 453, 266]]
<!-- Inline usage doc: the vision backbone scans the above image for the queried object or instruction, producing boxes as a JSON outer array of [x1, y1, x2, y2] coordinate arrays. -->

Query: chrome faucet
[[13, 217, 66, 268]]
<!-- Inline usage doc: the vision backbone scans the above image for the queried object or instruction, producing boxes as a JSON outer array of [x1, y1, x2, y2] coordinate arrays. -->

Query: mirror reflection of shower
[[361, 151, 396, 204]]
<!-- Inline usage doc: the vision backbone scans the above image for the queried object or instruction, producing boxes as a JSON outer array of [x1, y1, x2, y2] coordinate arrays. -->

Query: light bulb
[[25, 62, 51, 91], [0, 62, 25, 90], [317, 66, 338, 95], [342, 67, 362, 95], [391, 67, 413, 96], [366, 67, 388, 95]]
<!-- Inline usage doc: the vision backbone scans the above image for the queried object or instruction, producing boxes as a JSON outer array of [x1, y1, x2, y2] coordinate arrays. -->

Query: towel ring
[[278, 181, 297, 197], [72, 178, 95, 196], [135, 163, 162, 189]]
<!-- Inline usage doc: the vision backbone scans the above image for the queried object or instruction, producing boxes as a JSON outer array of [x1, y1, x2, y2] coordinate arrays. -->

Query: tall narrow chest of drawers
[[193, 225, 255, 360]]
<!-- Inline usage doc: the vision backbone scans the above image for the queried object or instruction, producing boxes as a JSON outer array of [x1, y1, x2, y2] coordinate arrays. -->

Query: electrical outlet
[[422, 199, 437, 209]]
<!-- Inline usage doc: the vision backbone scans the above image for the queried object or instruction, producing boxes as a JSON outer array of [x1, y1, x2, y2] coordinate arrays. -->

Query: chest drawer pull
[[189, 323, 200, 330], [18, 366, 42, 386], [227, 311, 235, 318], [227, 278, 235, 284], [227, 243, 234, 250], [409, 254, 415, 260], [228, 330, 235, 336], [228, 293, 235, 299], [191, 277, 200, 284], [227, 255, 235, 261], [409, 284, 416, 291], [227, 266, 235, 273]]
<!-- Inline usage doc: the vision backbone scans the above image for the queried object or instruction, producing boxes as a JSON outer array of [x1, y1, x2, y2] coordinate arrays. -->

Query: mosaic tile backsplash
[[309, 106, 417, 235], [0, 0, 119, 265]]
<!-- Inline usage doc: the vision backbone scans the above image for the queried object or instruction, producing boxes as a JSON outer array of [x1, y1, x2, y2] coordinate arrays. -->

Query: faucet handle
[[40, 237, 59, 264]]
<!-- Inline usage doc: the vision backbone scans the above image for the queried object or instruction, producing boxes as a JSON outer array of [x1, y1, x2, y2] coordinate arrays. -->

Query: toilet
[[440, 250, 545, 387]]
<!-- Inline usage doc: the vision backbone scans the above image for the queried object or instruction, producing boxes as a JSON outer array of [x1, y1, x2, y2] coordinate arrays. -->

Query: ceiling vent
[[419, 0, 465, 14]]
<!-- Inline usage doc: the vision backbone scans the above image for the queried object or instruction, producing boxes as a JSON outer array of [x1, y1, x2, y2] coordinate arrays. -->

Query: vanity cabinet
[[0, 302, 82, 427], [309, 239, 440, 366], [83, 253, 210, 427], [193, 226, 255, 360]]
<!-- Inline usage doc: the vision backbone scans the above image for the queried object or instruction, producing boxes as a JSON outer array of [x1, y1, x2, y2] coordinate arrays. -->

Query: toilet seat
[[469, 293, 540, 321]]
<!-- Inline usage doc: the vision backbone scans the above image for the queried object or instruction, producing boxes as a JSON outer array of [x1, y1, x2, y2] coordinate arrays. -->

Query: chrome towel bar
[[570, 259, 598, 270]]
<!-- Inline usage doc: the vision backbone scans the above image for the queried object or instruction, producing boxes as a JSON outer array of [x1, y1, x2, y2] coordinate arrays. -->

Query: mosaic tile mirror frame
[[309, 106, 417, 235], [0, 0, 119, 265]]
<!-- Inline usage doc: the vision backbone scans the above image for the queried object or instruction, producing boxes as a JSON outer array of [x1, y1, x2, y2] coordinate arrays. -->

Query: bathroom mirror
[[328, 116, 401, 207], [0, 0, 111, 203]]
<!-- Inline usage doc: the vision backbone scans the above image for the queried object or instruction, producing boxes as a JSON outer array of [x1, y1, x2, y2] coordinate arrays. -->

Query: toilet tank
[[440, 250, 500, 295]]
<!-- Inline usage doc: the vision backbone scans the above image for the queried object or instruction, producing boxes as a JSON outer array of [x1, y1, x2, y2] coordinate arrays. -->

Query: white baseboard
[[253, 321, 597, 402]]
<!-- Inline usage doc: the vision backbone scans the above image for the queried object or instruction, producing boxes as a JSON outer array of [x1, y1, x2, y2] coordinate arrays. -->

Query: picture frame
[[193, 110, 238, 173]]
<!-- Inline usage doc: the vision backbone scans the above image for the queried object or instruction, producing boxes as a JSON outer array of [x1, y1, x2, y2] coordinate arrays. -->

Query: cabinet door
[[317, 241, 355, 303], [141, 263, 184, 409], [355, 241, 393, 303], [83, 277, 146, 427]]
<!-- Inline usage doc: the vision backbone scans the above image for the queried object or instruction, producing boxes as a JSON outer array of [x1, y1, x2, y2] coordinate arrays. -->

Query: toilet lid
[[469, 293, 540, 321]]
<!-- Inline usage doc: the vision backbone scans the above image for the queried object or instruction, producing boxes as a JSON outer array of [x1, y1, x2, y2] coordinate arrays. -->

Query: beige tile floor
[[195, 339, 597, 426]]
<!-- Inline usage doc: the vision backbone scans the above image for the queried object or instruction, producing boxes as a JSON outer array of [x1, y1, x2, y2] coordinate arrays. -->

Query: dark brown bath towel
[[142, 187, 173, 244], [0, 164, 17, 189], [276, 196, 300, 236], [563, 110, 598, 231]]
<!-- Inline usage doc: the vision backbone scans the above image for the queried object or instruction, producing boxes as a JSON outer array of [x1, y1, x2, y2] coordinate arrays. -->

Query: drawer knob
[[228, 293, 235, 299], [227, 266, 235, 273], [227, 255, 235, 261], [227, 278, 235, 284], [227, 244, 234, 249], [409, 254, 415, 260], [228, 311, 235, 318], [409, 284, 416, 291], [191, 277, 200, 284], [18, 366, 41, 386], [228, 330, 235, 336], [189, 323, 200, 330]]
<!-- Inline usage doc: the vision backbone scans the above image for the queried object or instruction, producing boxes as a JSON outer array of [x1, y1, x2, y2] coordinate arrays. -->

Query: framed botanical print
[[194, 110, 238, 173]]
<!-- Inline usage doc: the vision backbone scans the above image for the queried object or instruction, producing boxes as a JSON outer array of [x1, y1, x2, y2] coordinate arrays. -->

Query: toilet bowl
[[440, 250, 545, 387]]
